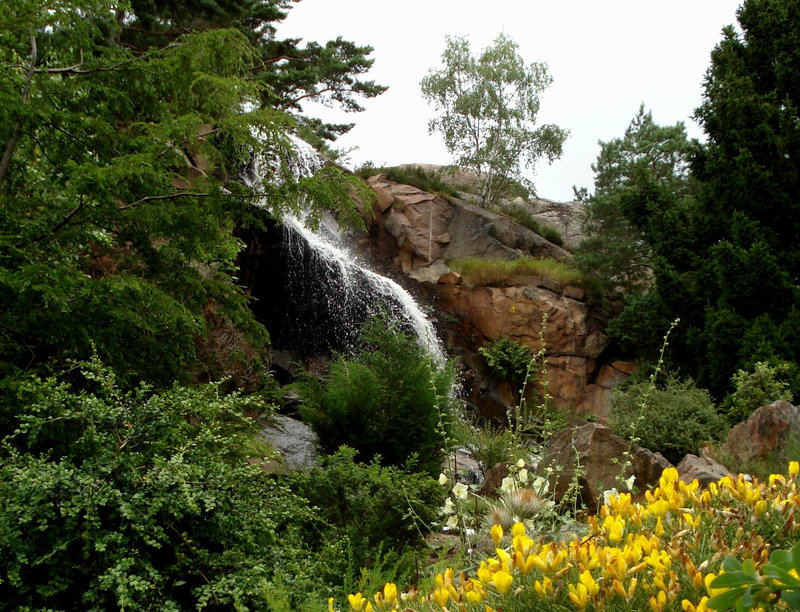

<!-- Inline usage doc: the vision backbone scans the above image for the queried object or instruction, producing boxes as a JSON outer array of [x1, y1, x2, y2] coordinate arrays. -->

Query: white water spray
[[242, 132, 445, 363]]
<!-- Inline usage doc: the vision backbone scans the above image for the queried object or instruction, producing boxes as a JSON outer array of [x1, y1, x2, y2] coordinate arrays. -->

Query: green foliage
[[355, 164, 461, 198], [609, 372, 726, 464], [723, 360, 795, 424], [296, 319, 455, 476], [122, 0, 387, 145], [420, 33, 568, 208], [707, 541, 800, 611], [287, 446, 441, 588], [0, 0, 364, 386], [479, 337, 533, 386], [448, 256, 583, 288], [575, 105, 696, 296], [0, 356, 331, 610]]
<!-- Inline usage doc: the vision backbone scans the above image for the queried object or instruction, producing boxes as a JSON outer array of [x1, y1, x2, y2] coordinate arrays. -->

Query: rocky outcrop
[[527, 197, 587, 251], [364, 175, 570, 269], [544, 422, 672, 508], [724, 400, 800, 466], [356, 174, 627, 419]]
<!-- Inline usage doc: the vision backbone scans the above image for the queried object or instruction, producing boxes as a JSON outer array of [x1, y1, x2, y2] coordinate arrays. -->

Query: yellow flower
[[579, 570, 600, 596], [492, 570, 513, 595], [534, 577, 552, 598], [512, 521, 526, 538], [790, 461, 799, 477], [705, 572, 728, 598], [373, 583, 397, 610], [568, 583, 589, 609], [348, 592, 367, 611], [329, 597, 337, 612], [490, 523, 504, 547], [431, 587, 449, 608], [649, 590, 667, 612]]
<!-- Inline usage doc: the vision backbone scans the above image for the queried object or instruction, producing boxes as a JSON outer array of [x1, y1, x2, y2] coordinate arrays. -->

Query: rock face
[[544, 422, 672, 508], [528, 197, 587, 251], [364, 175, 570, 270], [357, 174, 627, 419], [724, 400, 800, 466]]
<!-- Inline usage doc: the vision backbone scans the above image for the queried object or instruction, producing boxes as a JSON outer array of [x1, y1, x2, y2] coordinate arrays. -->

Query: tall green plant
[[296, 319, 455, 475], [0, 0, 363, 386]]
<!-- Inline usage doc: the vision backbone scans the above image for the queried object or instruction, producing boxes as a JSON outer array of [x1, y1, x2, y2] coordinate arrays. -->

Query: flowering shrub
[[332, 463, 800, 611]]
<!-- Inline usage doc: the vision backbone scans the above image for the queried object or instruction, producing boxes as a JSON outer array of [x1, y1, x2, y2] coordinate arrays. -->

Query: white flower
[[501, 476, 517, 495], [603, 487, 619, 507], [623, 474, 636, 491], [453, 482, 469, 500], [516, 458, 525, 469], [446, 515, 459, 529], [518, 468, 528, 483], [442, 497, 455, 514], [532, 476, 549, 496], [438, 472, 449, 486]]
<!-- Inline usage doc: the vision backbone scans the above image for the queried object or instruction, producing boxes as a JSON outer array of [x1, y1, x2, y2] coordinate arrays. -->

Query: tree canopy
[[420, 33, 568, 208], [121, 0, 387, 149], [575, 105, 697, 296], [582, 0, 800, 401], [0, 0, 363, 385]]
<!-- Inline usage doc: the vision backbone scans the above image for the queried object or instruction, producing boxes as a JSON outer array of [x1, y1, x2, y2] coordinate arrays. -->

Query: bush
[[287, 446, 441, 587], [609, 373, 725, 464], [0, 357, 331, 610], [296, 319, 455, 475], [722, 360, 794, 424], [479, 337, 533, 385], [355, 164, 460, 198]]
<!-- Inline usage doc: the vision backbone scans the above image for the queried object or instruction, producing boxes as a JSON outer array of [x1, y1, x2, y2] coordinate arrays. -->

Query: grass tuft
[[448, 256, 583, 288]]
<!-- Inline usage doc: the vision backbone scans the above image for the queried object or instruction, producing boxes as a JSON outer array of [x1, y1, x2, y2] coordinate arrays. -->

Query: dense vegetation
[[2, 0, 800, 609], [578, 0, 800, 405]]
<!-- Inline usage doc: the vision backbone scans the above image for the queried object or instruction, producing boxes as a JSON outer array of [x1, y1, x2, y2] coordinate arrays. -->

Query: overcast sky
[[279, 1, 743, 201]]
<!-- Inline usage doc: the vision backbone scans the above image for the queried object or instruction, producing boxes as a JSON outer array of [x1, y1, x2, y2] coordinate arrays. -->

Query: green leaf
[[711, 571, 758, 589], [707, 587, 750, 611]]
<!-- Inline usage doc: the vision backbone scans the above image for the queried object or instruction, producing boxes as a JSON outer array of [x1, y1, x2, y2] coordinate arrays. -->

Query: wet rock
[[258, 414, 319, 471]]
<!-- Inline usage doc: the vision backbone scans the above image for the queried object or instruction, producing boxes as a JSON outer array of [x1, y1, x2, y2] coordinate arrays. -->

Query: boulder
[[677, 454, 731, 488], [258, 414, 319, 471], [724, 400, 800, 466], [544, 422, 672, 508]]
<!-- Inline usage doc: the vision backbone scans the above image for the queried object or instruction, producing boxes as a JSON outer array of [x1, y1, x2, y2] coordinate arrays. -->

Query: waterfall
[[240, 132, 445, 363]]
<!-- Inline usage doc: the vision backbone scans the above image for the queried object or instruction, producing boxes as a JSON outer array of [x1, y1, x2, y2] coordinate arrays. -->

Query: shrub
[[722, 360, 794, 424], [0, 357, 329, 610], [448, 256, 583, 288], [479, 337, 533, 385], [296, 318, 455, 475], [287, 446, 441, 587], [609, 373, 725, 464]]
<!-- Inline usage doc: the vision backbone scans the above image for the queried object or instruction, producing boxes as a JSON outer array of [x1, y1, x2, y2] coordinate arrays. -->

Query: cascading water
[[240, 132, 445, 363]]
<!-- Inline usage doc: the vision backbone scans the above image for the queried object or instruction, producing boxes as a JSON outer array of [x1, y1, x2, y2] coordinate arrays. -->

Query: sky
[[279, 1, 743, 201]]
